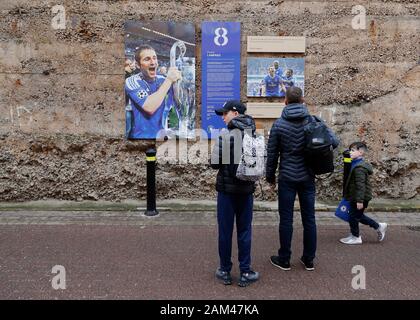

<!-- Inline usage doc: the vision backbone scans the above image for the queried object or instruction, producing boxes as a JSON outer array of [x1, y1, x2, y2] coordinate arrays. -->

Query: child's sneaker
[[340, 235, 362, 245], [377, 222, 388, 242], [339, 234, 354, 243]]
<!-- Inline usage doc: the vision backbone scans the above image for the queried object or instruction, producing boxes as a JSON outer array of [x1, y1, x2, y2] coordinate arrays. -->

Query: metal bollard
[[144, 148, 159, 216], [342, 149, 352, 197]]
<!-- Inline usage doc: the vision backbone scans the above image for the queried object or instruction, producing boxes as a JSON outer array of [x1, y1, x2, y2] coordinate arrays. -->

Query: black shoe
[[215, 268, 232, 285], [300, 257, 314, 271], [270, 255, 291, 271], [238, 270, 260, 287]]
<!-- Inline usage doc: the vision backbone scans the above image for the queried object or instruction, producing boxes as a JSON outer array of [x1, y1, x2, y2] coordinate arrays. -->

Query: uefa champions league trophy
[[169, 40, 195, 139]]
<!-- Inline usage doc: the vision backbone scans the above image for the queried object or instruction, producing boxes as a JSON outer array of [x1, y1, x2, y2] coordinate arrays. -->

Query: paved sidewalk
[[1, 199, 419, 212], [0, 210, 419, 300], [0, 210, 419, 226]]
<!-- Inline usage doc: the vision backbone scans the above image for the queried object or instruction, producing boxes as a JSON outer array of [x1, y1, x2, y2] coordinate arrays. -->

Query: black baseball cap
[[215, 100, 246, 116]]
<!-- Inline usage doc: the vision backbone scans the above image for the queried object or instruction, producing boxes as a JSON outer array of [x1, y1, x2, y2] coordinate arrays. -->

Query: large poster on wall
[[247, 57, 304, 98], [124, 21, 196, 140], [201, 21, 241, 139]]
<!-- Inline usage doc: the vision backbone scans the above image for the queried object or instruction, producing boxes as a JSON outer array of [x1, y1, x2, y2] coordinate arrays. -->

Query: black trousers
[[349, 201, 379, 237]]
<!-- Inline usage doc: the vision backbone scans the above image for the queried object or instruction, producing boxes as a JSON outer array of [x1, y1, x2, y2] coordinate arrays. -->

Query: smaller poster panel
[[201, 22, 241, 139], [247, 57, 305, 98]]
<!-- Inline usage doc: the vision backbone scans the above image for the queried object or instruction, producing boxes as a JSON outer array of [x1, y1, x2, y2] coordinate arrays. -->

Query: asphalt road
[[1, 210, 419, 300]]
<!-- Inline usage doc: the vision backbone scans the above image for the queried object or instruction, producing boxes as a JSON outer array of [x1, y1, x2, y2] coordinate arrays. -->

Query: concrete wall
[[0, 0, 419, 202]]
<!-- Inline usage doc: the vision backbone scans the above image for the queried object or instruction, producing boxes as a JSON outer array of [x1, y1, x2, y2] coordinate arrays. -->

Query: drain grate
[[407, 226, 420, 232]]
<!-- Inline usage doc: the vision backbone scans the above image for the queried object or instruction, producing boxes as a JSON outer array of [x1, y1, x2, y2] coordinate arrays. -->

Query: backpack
[[303, 115, 334, 175], [236, 132, 266, 181]]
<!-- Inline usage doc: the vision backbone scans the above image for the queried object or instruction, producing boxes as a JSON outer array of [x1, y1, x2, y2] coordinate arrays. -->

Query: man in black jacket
[[210, 100, 260, 287], [266, 87, 339, 271]]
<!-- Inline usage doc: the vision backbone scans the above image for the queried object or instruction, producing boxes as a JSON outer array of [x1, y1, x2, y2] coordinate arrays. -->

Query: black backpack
[[303, 115, 334, 175]]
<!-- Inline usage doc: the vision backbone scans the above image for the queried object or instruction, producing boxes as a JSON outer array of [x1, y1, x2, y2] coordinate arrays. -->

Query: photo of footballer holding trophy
[[124, 21, 196, 140]]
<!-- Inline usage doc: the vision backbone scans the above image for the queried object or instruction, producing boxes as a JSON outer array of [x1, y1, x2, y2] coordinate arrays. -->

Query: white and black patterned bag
[[236, 132, 266, 181]]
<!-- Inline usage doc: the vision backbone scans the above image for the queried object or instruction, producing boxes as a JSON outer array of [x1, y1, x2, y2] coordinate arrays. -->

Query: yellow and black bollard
[[145, 148, 159, 216], [342, 149, 352, 196]]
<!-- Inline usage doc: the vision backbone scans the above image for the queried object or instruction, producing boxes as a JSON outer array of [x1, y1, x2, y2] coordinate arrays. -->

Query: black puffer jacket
[[266, 103, 313, 182], [210, 115, 256, 194]]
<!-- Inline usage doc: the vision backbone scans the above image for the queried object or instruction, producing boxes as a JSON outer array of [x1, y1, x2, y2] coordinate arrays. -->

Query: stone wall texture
[[0, 0, 419, 202]]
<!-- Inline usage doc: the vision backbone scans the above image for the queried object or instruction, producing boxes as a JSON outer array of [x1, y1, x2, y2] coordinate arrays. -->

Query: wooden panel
[[247, 36, 306, 53], [246, 102, 284, 118]]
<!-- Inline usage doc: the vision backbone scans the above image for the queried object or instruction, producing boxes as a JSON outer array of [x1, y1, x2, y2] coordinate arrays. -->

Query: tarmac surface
[[0, 210, 419, 300]]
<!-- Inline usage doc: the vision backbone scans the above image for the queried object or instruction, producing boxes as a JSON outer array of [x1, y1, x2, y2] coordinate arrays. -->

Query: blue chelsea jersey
[[264, 74, 281, 97], [279, 75, 295, 97], [275, 67, 283, 78], [125, 74, 175, 139]]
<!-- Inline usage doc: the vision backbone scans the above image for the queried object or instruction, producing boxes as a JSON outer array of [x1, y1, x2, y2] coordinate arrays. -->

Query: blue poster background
[[201, 22, 241, 139]]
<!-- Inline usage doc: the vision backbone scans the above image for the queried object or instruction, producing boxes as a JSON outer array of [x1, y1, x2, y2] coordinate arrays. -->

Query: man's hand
[[356, 202, 364, 210], [166, 67, 182, 83]]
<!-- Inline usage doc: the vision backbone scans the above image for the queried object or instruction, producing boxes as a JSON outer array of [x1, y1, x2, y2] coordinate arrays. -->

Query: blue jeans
[[217, 192, 253, 273], [277, 179, 316, 262], [349, 201, 379, 237]]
